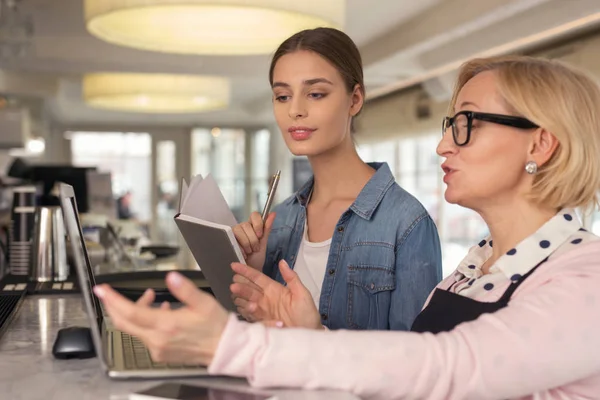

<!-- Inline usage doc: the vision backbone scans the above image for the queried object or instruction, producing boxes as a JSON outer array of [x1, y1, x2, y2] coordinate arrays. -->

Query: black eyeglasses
[[442, 111, 539, 146]]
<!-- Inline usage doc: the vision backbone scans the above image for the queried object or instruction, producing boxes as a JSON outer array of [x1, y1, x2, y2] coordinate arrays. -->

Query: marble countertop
[[0, 294, 359, 400]]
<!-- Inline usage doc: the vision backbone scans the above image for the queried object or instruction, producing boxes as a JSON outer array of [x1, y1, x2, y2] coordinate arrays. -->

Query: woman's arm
[[209, 243, 600, 399], [389, 215, 443, 330]]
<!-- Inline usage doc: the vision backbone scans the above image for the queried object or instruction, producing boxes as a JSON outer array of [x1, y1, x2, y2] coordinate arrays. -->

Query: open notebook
[[174, 174, 245, 312]]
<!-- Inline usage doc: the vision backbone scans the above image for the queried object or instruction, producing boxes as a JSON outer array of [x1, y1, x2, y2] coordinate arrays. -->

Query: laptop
[[59, 183, 210, 378]]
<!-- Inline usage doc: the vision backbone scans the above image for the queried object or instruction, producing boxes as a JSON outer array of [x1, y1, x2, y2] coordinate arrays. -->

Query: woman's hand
[[230, 260, 323, 330], [232, 212, 276, 271], [93, 271, 230, 366]]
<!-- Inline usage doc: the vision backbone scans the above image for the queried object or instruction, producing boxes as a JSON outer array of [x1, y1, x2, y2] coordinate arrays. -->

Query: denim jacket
[[263, 162, 442, 330]]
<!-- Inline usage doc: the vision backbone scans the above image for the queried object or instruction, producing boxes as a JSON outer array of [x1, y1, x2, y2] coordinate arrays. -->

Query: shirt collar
[[294, 162, 395, 220], [457, 208, 582, 281]]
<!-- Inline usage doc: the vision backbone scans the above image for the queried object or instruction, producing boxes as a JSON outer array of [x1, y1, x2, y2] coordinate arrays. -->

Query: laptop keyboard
[[120, 332, 200, 370]]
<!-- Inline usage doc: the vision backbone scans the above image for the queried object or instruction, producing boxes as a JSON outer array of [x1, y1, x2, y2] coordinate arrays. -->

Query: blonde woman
[[95, 55, 600, 399]]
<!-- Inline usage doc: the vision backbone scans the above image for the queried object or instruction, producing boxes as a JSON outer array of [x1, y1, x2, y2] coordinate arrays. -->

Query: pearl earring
[[525, 161, 538, 174]]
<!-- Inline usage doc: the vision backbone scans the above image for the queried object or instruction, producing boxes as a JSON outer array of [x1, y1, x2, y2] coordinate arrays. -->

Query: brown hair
[[269, 28, 365, 128], [450, 55, 600, 210]]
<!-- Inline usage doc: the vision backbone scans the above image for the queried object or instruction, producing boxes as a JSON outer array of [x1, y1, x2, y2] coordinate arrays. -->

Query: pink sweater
[[209, 240, 600, 399]]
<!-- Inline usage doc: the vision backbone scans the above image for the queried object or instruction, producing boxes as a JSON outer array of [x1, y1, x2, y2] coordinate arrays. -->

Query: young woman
[[96, 54, 600, 399], [230, 27, 442, 330]]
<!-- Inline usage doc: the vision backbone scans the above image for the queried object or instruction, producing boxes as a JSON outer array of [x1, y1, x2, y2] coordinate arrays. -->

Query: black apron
[[411, 259, 546, 334]]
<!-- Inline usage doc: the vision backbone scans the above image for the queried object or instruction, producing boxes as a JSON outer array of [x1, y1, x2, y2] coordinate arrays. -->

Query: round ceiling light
[[84, 0, 345, 55], [82, 73, 230, 113]]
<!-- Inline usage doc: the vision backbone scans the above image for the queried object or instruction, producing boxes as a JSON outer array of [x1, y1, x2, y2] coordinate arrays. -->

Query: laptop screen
[[59, 183, 106, 364]]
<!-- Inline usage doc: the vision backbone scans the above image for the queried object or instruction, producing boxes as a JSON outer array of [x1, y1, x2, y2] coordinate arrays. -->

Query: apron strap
[[498, 257, 549, 302]]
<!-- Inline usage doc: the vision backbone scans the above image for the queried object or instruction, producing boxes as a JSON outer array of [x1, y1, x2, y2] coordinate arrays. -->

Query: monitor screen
[[59, 183, 103, 325], [32, 165, 96, 212]]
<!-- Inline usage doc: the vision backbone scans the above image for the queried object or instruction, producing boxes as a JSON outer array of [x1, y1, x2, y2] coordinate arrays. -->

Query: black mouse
[[52, 326, 96, 359]]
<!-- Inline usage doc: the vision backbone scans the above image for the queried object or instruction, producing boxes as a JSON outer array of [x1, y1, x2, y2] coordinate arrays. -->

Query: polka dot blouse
[[448, 209, 598, 300]]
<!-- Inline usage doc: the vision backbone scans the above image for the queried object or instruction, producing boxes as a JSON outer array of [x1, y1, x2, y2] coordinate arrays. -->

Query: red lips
[[288, 126, 316, 141]]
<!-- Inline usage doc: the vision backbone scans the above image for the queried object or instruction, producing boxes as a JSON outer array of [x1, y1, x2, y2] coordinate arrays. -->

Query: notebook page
[[180, 174, 238, 227], [178, 177, 189, 213], [182, 174, 202, 208]]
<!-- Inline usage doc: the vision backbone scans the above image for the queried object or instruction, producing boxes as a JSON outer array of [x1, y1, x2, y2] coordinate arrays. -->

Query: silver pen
[[261, 170, 281, 222]]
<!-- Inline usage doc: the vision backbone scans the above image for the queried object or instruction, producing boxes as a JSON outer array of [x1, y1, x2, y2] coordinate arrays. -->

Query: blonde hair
[[450, 55, 600, 211]]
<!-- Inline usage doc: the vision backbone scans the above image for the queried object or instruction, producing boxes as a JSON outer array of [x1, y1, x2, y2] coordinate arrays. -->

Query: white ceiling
[[2, 0, 600, 129]]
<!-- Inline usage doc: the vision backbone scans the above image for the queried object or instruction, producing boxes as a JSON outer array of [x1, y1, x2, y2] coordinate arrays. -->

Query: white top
[[293, 220, 331, 308]]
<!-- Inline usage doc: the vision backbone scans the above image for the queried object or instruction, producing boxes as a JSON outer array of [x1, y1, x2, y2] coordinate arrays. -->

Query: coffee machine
[[5, 158, 96, 283], [8, 184, 37, 277], [0, 183, 12, 278], [30, 195, 69, 282]]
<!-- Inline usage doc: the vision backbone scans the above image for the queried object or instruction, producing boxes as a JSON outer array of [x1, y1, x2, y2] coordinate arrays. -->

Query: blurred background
[[1, 0, 600, 277]]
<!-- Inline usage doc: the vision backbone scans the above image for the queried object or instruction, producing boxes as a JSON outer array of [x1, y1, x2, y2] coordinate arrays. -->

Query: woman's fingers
[[249, 212, 265, 239], [233, 225, 254, 255], [240, 221, 260, 253], [230, 281, 264, 304], [94, 285, 158, 334], [136, 288, 155, 306], [232, 274, 263, 293]]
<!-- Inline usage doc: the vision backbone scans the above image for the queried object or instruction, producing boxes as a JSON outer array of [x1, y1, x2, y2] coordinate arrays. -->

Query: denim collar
[[294, 162, 395, 220]]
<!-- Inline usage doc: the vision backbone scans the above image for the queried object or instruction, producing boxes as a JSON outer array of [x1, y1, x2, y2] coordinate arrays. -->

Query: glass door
[[151, 130, 192, 268]]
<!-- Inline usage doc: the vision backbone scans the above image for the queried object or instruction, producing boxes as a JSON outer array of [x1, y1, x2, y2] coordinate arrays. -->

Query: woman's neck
[[478, 200, 559, 266], [307, 139, 375, 204]]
